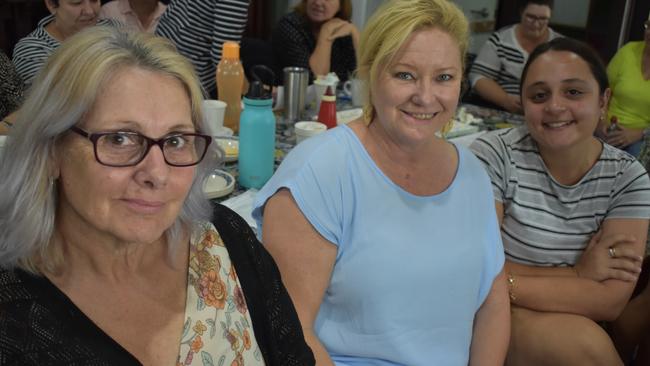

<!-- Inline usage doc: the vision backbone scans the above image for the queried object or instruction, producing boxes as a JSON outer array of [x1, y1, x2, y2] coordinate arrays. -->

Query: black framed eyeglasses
[[70, 126, 212, 167], [524, 13, 550, 24]]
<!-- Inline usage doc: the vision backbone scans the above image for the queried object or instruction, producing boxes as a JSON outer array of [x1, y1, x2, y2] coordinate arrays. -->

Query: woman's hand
[[605, 126, 644, 148], [319, 18, 358, 42], [574, 231, 643, 282], [312, 18, 359, 77], [502, 95, 523, 114]]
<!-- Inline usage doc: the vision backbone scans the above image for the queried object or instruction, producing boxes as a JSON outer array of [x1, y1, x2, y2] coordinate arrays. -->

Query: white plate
[[215, 137, 239, 162], [212, 126, 233, 137], [203, 169, 235, 199], [337, 108, 363, 125]]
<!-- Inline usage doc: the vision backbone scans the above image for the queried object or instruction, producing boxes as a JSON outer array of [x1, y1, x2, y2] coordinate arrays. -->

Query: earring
[[441, 118, 454, 136]]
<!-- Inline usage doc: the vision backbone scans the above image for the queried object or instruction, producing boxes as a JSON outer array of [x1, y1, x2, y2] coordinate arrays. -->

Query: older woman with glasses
[[0, 26, 313, 366], [469, 0, 560, 114], [599, 13, 650, 157]]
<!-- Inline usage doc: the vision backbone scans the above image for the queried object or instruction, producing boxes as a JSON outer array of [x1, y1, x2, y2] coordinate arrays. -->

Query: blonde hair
[[0, 26, 216, 273], [356, 0, 469, 126]]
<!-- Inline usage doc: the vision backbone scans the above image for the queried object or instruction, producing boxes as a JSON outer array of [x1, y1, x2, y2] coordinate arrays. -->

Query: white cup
[[295, 121, 327, 144], [343, 79, 363, 107], [273, 85, 284, 111], [0, 136, 6, 159], [312, 78, 338, 110], [202, 100, 227, 136]]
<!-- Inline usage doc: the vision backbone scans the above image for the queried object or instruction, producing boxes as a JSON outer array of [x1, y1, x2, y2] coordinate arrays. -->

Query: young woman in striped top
[[471, 38, 650, 365]]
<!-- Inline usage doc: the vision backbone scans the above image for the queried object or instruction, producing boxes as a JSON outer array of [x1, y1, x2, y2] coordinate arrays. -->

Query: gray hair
[[0, 26, 219, 273]]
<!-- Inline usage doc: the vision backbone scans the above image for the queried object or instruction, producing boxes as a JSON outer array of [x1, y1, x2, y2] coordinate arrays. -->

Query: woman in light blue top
[[252, 0, 509, 364]]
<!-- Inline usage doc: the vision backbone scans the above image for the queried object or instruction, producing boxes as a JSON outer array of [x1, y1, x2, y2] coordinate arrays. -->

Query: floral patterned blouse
[[177, 222, 265, 366]]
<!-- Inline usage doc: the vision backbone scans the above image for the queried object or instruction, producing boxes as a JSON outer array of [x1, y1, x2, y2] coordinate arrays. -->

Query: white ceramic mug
[[343, 79, 363, 107], [294, 121, 327, 144], [202, 99, 227, 136]]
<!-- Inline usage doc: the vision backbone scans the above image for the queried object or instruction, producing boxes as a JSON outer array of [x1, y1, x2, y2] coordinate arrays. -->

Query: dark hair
[[519, 0, 554, 12], [520, 37, 609, 95], [295, 0, 353, 22]]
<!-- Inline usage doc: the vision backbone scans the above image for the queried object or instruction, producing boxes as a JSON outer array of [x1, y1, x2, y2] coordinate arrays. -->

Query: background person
[[12, 0, 249, 95], [12, 0, 120, 88], [272, 0, 358, 84], [254, 0, 509, 364], [0, 26, 313, 366], [100, 0, 166, 33], [469, 0, 560, 114], [0, 50, 23, 133], [471, 37, 650, 366], [601, 13, 650, 157]]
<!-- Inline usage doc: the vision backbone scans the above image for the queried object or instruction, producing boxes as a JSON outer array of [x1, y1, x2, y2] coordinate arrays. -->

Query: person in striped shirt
[[468, 0, 560, 114], [471, 38, 650, 365], [13, 0, 249, 96]]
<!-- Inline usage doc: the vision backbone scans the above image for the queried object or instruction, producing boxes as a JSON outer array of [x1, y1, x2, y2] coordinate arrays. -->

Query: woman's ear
[[600, 87, 612, 110], [44, 0, 58, 15]]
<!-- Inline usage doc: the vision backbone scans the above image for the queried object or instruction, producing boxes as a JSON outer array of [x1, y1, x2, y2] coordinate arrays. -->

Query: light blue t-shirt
[[253, 125, 504, 365]]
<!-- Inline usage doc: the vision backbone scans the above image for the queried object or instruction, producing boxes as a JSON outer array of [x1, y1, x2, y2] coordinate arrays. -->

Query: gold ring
[[609, 246, 617, 258]]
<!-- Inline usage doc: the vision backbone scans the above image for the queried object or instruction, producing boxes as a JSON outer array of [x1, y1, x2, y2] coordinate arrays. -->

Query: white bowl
[[215, 137, 239, 162], [295, 121, 327, 144], [203, 169, 235, 199]]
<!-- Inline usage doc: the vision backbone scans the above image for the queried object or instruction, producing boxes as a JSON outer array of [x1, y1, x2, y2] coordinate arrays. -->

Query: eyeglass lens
[[525, 14, 549, 23], [96, 132, 208, 167]]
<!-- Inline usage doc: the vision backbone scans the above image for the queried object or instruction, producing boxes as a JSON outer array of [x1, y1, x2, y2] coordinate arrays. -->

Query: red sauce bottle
[[317, 86, 337, 129]]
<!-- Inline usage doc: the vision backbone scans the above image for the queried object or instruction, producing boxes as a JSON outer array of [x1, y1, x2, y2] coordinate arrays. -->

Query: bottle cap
[[321, 86, 336, 102], [245, 80, 271, 100], [222, 42, 240, 59]]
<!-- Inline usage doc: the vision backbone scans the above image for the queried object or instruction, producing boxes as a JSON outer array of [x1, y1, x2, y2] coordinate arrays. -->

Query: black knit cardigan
[[0, 203, 315, 365]]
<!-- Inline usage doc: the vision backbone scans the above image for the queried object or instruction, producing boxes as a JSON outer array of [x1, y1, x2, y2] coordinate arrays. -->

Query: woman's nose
[[134, 145, 170, 189], [412, 81, 436, 106], [81, 1, 96, 15], [543, 94, 567, 114]]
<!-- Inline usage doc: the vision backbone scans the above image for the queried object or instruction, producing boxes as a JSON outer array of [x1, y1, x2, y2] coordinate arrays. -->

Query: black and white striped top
[[12, 15, 120, 88], [12, 0, 249, 95], [469, 25, 560, 96], [471, 127, 650, 266]]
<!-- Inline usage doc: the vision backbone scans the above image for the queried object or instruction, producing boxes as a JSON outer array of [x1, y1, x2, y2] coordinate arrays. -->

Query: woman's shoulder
[[473, 126, 533, 153], [277, 126, 358, 173], [489, 24, 517, 42], [600, 142, 643, 169], [14, 22, 54, 52], [619, 41, 645, 55], [276, 11, 307, 31]]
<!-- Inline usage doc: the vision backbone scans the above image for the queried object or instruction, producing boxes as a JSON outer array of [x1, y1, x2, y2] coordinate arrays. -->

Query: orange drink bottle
[[216, 42, 244, 133]]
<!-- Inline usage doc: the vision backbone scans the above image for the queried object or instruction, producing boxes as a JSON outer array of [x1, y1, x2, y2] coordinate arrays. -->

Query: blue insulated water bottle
[[238, 79, 275, 189]]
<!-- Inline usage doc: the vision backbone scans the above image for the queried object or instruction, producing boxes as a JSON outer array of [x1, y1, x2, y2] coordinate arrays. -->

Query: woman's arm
[[469, 270, 510, 366], [604, 126, 644, 149], [509, 218, 648, 321], [473, 78, 522, 114], [262, 189, 337, 366], [309, 18, 358, 77], [495, 202, 645, 320]]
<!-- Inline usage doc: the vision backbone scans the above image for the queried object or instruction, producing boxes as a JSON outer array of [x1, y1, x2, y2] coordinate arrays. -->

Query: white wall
[[551, 0, 590, 28], [451, 0, 499, 54]]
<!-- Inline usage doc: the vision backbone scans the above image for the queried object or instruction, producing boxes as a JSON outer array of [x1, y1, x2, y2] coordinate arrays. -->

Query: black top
[[272, 11, 357, 85], [0, 204, 314, 366], [0, 51, 23, 120]]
